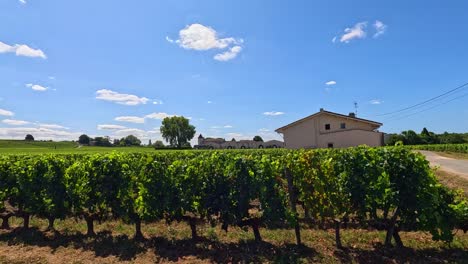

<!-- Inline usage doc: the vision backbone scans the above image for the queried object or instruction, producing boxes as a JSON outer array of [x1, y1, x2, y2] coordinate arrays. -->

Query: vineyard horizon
[[0, 141, 467, 262]]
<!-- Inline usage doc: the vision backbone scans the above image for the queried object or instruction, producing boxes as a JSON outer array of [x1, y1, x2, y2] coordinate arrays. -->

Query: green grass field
[[0, 140, 157, 154]]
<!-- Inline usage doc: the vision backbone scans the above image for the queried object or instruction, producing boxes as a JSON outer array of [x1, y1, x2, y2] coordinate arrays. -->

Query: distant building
[[275, 108, 383, 149], [196, 134, 284, 149]]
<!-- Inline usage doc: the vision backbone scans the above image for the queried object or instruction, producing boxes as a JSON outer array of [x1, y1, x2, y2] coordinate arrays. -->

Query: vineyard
[[0, 146, 467, 252], [409, 143, 468, 153]]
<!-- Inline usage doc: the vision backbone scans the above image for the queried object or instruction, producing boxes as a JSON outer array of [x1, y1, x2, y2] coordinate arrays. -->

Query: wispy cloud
[[0, 109, 14, 117], [145, 112, 174, 120], [0, 41, 46, 59], [334, 20, 387, 43], [96, 89, 149, 106], [38, 123, 69, 130], [97, 124, 127, 130], [211, 125, 233, 129], [214, 46, 242, 61], [263, 111, 285, 116], [226, 132, 243, 138], [373, 20, 387, 38], [370, 99, 383, 105], [114, 116, 145, 124], [19, 0, 27, 4], [325, 80, 336, 86], [113, 112, 179, 124], [0, 127, 81, 141], [167, 23, 243, 61], [340, 22, 367, 43], [2, 119, 30, 126], [26, 83, 48, 91]]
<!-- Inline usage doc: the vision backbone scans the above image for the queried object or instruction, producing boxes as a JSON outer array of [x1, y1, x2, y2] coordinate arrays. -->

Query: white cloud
[[114, 116, 145, 124], [211, 125, 233, 129], [145, 112, 174, 120], [165, 36, 175, 43], [113, 128, 146, 137], [263, 111, 285, 116], [325, 80, 336, 86], [332, 36, 337, 43], [214, 46, 242, 61], [110, 128, 163, 143], [26, 83, 48, 91], [38, 123, 69, 129], [175, 23, 241, 50], [226, 132, 243, 138], [48, 76, 56, 80], [96, 89, 149, 106], [339, 22, 367, 43], [2, 119, 30, 125], [152, 100, 163, 105], [0, 127, 81, 141], [113, 112, 182, 124], [15, 45, 46, 58], [259, 128, 270, 132], [373, 20, 387, 38], [0, 41, 46, 59], [168, 23, 243, 61], [370, 99, 383, 105], [207, 101, 212, 104], [19, 0, 27, 4], [0, 109, 14, 117], [98, 124, 127, 130]]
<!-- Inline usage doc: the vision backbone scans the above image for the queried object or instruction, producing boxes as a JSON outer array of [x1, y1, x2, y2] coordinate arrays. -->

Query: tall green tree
[[78, 134, 90, 145], [160, 116, 196, 148], [119, 135, 141, 146], [253, 135, 264, 142], [153, 140, 165, 149], [25, 134, 34, 141]]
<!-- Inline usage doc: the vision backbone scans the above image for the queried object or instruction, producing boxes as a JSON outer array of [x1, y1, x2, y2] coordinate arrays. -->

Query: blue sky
[[1, 0, 467, 143]]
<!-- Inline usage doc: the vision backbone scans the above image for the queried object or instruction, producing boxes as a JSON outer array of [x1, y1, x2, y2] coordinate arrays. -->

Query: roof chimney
[[320, 108, 324, 112], [349, 112, 356, 118]]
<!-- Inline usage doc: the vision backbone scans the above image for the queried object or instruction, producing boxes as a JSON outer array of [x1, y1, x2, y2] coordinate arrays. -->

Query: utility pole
[[354, 101, 358, 116]]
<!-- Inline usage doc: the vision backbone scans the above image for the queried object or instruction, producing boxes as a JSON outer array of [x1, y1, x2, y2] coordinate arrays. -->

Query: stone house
[[275, 108, 383, 149]]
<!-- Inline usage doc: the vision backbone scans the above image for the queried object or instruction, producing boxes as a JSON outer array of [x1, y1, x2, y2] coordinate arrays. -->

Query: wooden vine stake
[[285, 168, 301, 246]]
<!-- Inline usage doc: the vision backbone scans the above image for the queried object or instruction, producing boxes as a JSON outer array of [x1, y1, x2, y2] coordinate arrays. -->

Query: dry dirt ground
[[419, 151, 468, 180], [0, 217, 467, 263]]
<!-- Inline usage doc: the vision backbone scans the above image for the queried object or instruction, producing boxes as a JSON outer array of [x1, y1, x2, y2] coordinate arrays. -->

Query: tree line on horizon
[[386, 127, 468, 146], [77, 116, 197, 149]]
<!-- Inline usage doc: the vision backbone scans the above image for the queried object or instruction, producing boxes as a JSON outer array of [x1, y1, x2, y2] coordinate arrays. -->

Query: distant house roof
[[275, 109, 382, 133]]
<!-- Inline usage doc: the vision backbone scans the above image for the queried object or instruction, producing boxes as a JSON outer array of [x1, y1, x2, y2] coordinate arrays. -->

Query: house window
[[325, 124, 330, 130], [340, 123, 346, 129], [327, 143, 334, 148]]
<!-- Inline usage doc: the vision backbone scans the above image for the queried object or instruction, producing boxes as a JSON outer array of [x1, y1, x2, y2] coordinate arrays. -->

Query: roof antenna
[[354, 101, 358, 116]]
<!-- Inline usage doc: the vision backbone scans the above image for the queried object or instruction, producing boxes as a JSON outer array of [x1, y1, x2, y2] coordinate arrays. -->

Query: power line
[[384, 91, 468, 122], [376, 82, 468, 116]]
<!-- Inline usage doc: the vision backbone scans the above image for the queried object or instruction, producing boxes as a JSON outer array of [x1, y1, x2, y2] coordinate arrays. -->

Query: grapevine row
[[0, 147, 466, 248], [409, 143, 468, 153]]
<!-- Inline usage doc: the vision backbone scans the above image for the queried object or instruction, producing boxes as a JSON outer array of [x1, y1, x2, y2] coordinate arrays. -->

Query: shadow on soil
[[1, 228, 467, 263], [333, 243, 468, 264], [0, 227, 318, 263]]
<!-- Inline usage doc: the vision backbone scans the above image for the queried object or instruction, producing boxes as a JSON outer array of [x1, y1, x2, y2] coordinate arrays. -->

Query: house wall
[[280, 113, 382, 149], [318, 129, 383, 148], [318, 114, 378, 133], [282, 117, 319, 149]]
